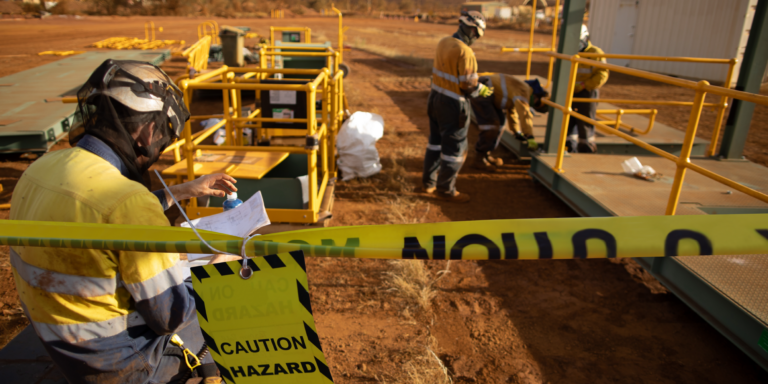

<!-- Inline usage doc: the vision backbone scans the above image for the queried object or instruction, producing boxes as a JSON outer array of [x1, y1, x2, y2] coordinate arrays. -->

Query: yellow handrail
[[544, 53, 768, 215]]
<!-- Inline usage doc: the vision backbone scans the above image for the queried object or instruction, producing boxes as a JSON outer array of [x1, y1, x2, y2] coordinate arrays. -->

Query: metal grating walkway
[[0, 50, 169, 153]]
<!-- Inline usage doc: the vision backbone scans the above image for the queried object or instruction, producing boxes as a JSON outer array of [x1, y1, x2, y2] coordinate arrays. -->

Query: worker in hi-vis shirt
[[469, 73, 550, 170], [567, 25, 609, 153], [422, 10, 492, 203], [10, 60, 239, 383]]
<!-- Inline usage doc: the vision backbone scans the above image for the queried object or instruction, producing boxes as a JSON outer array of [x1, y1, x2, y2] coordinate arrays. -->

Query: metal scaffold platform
[[0, 50, 169, 153]]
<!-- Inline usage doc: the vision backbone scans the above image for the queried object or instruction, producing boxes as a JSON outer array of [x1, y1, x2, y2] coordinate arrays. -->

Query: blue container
[[223, 192, 243, 211]]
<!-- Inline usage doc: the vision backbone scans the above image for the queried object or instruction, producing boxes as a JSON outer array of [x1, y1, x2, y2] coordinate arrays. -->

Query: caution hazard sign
[[190, 251, 333, 383]]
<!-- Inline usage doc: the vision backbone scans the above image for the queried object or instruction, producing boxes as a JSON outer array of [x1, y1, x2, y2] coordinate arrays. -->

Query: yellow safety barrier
[[0, 213, 766, 259], [542, 51, 768, 215], [197, 20, 220, 45], [164, 50, 344, 224], [37, 51, 85, 56], [595, 108, 657, 135], [177, 35, 211, 77], [271, 9, 285, 19]]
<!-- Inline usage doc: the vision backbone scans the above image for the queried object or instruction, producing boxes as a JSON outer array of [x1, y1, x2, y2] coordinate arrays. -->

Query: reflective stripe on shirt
[[10, 248, 119, 298], [431, 83, 464, 101], [123, 262, 186, 301], [27, 303, 146, 343], [433, 67, 459, 84]]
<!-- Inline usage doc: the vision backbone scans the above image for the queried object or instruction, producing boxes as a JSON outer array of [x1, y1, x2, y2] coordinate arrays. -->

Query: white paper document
[[181, 191, 271, 261]]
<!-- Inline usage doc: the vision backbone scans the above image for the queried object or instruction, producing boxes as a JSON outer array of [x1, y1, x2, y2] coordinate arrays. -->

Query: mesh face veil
[[73, 60, 190, 186]]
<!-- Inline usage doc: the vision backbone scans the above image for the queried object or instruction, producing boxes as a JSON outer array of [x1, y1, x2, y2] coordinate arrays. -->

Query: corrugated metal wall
[[589, 0, 756, 85]]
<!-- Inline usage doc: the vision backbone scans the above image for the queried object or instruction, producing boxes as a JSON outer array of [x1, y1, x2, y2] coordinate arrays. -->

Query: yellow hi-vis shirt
[[480, 73, 535, 137], [431, 35, 479, 100], [9, 147, 193, 381], [577, 42, 610, 91]]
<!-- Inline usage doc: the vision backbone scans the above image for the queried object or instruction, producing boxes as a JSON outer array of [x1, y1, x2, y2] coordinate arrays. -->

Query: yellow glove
[[526, 137, 538, 151], [478, 84, 494, 98]]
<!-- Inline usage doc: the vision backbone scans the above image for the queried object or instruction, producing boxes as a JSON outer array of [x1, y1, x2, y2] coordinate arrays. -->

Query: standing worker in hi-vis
[[567, 25, 609, 153], [470, 73, 550, 171], [9, 60, 239, 383], [422, 10, 492, 203]]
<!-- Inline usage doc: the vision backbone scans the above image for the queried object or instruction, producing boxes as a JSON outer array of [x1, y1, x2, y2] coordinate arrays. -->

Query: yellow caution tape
[[1, 214, 767, 259], [191, 251, 333, 383]]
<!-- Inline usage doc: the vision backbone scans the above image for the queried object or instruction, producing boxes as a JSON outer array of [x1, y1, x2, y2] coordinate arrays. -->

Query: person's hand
[[573, 82, 586, 93], [166, 173, 237, 201], [526, 137, 538, 151], [478, 84, 494, 98], [208, 254, 242, 265]]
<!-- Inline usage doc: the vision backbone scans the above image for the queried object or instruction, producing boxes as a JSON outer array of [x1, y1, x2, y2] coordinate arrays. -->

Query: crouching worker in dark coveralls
[[469, 74, 550, 171]]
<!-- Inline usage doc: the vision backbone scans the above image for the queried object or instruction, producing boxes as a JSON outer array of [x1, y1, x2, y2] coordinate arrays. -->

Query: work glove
[[526, 137, 538, 151], [478, 83, 494, 98], [573, 81, 586, 93]]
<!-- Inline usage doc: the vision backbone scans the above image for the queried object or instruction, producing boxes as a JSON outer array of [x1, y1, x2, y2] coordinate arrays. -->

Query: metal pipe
[[195, 145, 310, 154], [526, 0, 537, 79], [578, 52, 733, 63], [546, 0, 560, 87], [189, 66, 228, 83], [501, 47, 551, 53], [332, 4, 344, 64], [707, 59, 737, 156], [227, 67, 323, 74], [553, 55, 579, 173], [187, 83, 307, 91], [544, 98, 679, 162], [573, 98, 717, 107], [665, 82, 709, 215]]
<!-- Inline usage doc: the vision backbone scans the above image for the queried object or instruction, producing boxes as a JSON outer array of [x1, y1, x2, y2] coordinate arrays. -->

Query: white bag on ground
[[336, 112, 384, 181]]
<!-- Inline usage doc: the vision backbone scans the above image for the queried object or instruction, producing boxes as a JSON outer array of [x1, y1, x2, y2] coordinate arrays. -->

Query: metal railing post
[[665, 81, 709, 215], [554, 56, 579, 173], [526, 0, 537, 79], [181, 81, 197, 209], [221, 71, 233, 146], [707, 58, 737, 157], [546, 0, 560, 87]]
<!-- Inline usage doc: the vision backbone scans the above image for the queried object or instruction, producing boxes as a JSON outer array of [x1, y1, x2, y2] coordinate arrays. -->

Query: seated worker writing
[[469, 73, 550, 171], [9, 60, 238, 383]]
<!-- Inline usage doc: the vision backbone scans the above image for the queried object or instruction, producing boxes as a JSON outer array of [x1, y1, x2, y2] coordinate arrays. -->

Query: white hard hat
[[580, 25, 589, 41], [460, 10, 487, 37], [101, 63, 167, 113]]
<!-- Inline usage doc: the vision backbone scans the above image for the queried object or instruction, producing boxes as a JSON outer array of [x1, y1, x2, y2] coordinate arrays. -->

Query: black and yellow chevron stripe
[[191, 251, 333, 383]]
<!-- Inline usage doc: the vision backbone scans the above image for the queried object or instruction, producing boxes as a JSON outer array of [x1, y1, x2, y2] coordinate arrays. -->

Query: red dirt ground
[[0, 16, 766, 383]]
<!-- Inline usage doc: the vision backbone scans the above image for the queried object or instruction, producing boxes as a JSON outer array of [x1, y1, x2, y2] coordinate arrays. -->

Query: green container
[[219, 26, 247, 67], [209, 154, 308, 210]]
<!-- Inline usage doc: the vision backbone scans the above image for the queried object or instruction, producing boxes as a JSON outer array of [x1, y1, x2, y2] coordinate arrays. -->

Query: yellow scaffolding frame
[[541, 51, 768, 215], [166, 51, 344, 223]]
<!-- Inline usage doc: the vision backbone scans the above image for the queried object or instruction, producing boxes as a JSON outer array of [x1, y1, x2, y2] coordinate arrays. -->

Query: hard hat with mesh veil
[[74, 59, 190, 186], [459, 10, 487, 37]]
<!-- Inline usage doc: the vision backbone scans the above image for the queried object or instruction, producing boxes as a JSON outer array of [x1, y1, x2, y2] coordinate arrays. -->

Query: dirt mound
[[0, 2, 23, 14]]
